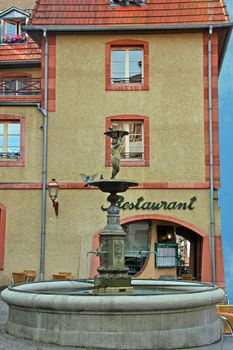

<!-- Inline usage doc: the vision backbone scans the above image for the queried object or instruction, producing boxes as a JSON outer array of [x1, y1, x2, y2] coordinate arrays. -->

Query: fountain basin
[[89, 179, 138, 193], [1, 279, 224, 349]]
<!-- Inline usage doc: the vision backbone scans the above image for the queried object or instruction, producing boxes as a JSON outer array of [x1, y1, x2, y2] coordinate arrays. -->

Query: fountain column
[[94, 191, 132, 292], [90, 125, 138, 292]]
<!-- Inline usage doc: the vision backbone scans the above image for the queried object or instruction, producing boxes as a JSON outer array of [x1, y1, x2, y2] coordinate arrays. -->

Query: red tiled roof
[[29, 0, 229, 27], [0, 38, 41, 64]]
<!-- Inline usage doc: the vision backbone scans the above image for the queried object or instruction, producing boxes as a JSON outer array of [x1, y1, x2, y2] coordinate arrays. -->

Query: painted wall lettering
[[101, 196, 197, 211]]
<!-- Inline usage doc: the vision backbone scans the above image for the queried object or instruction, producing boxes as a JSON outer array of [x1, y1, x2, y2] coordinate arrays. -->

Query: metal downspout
[[39, 29, 49, 281], [208, 26, 216, 284]]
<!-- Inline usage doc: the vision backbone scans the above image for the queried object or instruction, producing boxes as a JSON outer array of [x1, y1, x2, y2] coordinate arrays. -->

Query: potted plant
[[112, 0, 143, 5], [1, 33, 28, 44]]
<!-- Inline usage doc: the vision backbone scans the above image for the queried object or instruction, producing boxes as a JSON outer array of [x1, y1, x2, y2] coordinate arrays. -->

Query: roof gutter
[[207, 26, 216, 285], [39, 28, 49, 282], [24, 22, 233, 33]]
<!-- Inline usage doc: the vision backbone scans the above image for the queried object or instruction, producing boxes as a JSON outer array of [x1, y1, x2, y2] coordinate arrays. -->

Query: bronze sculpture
[[105, 124, 128, 179]]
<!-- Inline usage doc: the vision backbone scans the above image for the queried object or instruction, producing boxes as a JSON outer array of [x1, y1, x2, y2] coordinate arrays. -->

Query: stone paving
[[0, 293, 232, 350]]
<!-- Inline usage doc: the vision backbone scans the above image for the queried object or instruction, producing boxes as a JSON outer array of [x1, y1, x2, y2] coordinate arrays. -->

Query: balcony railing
[[121, 152, 144, 159], [111, 75, 143, 85], [0, 78, 41, 96], [0, 152, 20, 159]]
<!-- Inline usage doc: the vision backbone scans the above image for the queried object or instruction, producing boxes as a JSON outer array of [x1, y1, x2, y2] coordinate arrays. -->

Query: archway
[[90, 214, 224, 287]]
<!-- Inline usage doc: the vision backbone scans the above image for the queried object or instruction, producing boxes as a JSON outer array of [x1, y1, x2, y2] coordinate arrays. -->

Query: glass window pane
[[129, 61, 142, 75], [129, 49, 143, 61], [123, 220, 149, 275], [8, 135, 20, 147], [111, 73, 126, 82], [0, 124, 3, 134], [5, 80, 16, 95], [112, 50, 126, 61], [112, 61, 125, 74], [0, 136, 3, 146], [6, 22, 16, 36], [8, 123, 20, 134]]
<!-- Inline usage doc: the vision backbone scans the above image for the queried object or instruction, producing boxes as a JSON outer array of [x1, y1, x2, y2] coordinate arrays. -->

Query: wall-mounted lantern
[[48, 178, 60, 216]]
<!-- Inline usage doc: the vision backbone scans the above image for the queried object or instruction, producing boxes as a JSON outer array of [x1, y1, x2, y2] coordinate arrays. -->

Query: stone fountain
[[1, 126, 225, 349]]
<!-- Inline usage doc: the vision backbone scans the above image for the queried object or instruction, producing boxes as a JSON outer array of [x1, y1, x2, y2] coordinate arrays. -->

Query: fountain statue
[[1, 126, 225, 349]]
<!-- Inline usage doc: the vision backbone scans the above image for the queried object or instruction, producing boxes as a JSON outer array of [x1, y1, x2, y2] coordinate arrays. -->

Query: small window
[[112, 120, 144, 160], [5, 21, 17, 35], [105, 115, 149, 167], [2, 21, 27, 44], [4, 20, 25, 36], [0, 122, 20, 159], [0, 7, 29, 44], [106, 40, 149, 91], [0, 116, 25, 166], [111, 48, 143, 85]]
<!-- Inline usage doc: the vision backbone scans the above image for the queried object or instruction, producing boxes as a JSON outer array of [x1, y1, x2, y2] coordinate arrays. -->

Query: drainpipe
[[208, 25, 216, 285], [39, 28, 49, 281]]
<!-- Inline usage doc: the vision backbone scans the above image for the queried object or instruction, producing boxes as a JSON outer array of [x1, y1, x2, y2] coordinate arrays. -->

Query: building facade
[[0, 0, 231, 288]]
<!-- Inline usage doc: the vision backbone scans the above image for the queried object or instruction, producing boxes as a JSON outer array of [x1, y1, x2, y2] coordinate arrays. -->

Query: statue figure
[[104, 124, 128, 179], [111, 135, 122, 179]]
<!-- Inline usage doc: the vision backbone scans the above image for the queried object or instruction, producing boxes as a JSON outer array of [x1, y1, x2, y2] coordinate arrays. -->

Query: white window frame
[[0, 122, 20, 159], [111, 47, 144, 85], [114, 120, 144, 160]]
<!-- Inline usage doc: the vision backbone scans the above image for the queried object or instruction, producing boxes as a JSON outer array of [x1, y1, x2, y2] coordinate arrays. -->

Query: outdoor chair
[[23, 270, 37, 282], [181, 274, 193, 280], [52, 272, 74, 280], [12, 272, 26, 284], [216, 304, 233, 335]]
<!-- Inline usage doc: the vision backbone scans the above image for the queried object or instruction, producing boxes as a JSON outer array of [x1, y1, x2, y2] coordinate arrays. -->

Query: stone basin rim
[[1, 279, 225, 312]]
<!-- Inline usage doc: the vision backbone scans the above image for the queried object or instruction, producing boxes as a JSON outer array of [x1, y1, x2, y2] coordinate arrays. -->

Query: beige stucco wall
[[0, 187, 220, 284], [0, 67, 41, 78], [51, 33, 205, 182]]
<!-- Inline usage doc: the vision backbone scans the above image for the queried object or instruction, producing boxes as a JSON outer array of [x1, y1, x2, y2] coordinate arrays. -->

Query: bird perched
[[80, 173, 97, 187]]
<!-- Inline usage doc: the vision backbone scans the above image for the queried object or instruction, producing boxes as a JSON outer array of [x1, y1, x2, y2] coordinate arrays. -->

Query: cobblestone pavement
[[0, 294, 233, 350]]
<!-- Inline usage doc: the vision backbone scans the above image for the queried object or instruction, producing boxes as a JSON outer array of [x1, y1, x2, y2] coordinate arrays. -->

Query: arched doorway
[[90, 214, 216, 285], [122, 219, 202, 280]]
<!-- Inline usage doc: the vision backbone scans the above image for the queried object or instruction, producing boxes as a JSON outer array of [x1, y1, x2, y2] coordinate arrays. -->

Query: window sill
[[0, 159, 24, 166], [106, 84, 149, 91], [105, 159, 149, 167]]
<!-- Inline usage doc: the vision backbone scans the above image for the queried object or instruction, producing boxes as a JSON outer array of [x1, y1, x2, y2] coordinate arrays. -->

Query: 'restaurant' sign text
[[101, 196, 197, 211]]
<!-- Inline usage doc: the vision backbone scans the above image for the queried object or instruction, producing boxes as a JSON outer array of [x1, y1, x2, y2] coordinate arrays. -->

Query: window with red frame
[[106, 115, 149, 167], [111, 48, 143, 85], [0, 121, 20, 159], [0, 116, 25, 166], [106, 40, 149, 91], [113, 120, 144, 160]]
